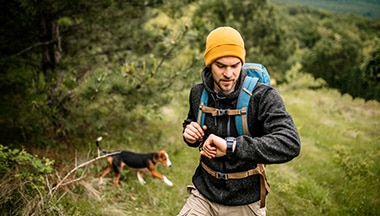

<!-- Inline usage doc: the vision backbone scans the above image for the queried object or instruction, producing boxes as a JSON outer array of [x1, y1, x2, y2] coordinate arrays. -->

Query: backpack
[[196, 63, 271, 208], [197, 63, 271, 136]]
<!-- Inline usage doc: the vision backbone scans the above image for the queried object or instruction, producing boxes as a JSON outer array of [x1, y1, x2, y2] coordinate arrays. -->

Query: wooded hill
[[1, 0, 379, 146], [271, 0, 380, 19], [0, 0, 379, 215]]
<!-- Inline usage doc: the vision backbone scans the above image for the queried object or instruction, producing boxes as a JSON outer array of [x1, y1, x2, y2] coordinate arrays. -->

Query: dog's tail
[[96, 137, 109, 155]]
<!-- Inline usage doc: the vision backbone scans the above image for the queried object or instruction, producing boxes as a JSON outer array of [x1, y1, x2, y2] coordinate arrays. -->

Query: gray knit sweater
[[183, 66, 301, 206]]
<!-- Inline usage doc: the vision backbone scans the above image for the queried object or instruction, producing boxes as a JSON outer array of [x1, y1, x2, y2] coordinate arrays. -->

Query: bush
[[0, 144, 57, 215]]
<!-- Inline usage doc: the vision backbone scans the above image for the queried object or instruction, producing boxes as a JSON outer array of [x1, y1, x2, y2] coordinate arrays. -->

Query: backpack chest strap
[[200, 105, 246, 117]]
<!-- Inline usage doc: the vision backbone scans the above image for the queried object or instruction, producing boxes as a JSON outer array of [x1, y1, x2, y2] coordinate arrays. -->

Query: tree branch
[[8, 40, 57, 59], [48, 151, 120, 198]]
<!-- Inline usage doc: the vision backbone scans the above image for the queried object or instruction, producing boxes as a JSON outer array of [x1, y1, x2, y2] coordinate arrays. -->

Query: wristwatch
[[225, 137, 236, 154]]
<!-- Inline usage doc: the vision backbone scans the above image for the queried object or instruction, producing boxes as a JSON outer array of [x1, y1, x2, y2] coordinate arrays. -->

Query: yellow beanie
[[203, 26, 246, 67]]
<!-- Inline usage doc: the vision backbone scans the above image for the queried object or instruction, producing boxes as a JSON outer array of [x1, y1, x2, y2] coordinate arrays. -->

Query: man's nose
[[224, 67, 233, 77]]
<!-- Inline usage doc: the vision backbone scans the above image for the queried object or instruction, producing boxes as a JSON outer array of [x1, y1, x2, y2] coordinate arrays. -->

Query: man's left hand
[[200, 134, 227, 158]]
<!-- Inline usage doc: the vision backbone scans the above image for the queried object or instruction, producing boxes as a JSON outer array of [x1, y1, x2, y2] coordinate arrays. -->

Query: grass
[[2, 72, 379, 215], [266, 73, 380, 215], [75, 72, 378, 215]]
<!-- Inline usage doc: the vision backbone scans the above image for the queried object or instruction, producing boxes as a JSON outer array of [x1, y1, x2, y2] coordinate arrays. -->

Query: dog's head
[[154, 150, 172, 167]]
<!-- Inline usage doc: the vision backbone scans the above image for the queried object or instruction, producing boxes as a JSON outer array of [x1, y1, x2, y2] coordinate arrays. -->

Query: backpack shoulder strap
[[236, 76, 259, 136], [197, 88, 208, 126], [197, 75, 258, 136]]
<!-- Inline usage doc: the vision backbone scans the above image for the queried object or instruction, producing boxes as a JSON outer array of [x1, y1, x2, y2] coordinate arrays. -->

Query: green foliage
[[284, 62, 327, 90], [0, 144, 54, 189], [276, 3, 380, 101], [0, 0, 199, 145], [302, 18, 362, 87], [0, 144, 58, 215], [1, 0, 379, 146], [360, 43, 380, 100], [0, 1, 379, 214], [270, 0, 380, 19]]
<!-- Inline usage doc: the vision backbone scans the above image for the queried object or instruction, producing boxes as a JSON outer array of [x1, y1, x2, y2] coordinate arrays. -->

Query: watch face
[[226, 137, 235, 153], [226, 137, 235, 142]]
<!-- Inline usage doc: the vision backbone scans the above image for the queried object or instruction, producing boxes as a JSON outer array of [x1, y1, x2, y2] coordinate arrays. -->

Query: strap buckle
[[217, 109, 227, 116], [215, 172, 228, 180]]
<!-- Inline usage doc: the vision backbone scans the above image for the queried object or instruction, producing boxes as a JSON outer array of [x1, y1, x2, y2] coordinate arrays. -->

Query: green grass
[[266, 73, 380, 215], [66, 72, 378, 215], [12, 72, 379, 215]]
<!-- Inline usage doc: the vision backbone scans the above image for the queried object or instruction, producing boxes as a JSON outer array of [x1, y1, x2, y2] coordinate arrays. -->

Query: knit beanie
[[203, 26, 246, 67]]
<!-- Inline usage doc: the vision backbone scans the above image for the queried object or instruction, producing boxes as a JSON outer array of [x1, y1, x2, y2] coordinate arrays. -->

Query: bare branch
[[8, 40, 56, 59], [49, 151, 120, 198]]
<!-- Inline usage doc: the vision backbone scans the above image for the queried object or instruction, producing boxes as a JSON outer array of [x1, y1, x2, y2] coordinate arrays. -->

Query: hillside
[[80, 72, 380, 215], [270, 0, 380, 19], [1, 70, 379, 215], [1, 1, 379, 215]]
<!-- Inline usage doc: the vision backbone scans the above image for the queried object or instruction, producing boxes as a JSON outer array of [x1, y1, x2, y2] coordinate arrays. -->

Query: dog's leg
[[149, 170, 173, 186], [147, 161, 173, 186], [99, 156, 114, 185], [113, 173, 121, 187], [99, 165, 112, 185], [113, 162, 125, 187], [137, 171, 146, 185], [163, 175, 173, 186]]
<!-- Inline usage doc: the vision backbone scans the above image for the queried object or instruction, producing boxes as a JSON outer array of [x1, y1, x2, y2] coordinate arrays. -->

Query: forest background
[[0, 0, 379, 215]]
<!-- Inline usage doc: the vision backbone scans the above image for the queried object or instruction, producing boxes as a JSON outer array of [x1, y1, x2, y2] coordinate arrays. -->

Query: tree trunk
[[39, 13, 61, 80]]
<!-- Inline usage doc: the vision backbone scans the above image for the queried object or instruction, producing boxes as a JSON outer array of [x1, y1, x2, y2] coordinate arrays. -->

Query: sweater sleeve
[[182, 83, 203, 148], [234, 84, 301, 164]]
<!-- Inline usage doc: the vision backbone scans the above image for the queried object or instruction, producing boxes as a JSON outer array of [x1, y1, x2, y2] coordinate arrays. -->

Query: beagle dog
[[96, 137, 173, 187]]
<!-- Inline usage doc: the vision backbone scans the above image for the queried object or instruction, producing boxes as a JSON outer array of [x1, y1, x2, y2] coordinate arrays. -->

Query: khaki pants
[[178, 186, 266, 216]]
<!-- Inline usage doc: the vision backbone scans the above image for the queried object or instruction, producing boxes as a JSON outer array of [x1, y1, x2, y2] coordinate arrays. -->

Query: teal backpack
[[197, 63, 271, 137]]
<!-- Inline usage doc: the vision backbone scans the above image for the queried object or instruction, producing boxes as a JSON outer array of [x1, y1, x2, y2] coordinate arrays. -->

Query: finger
[[202, 125, 208, 131], [184, 127, 197, 138], [185, 125, 203, 140], [200, 150, 212, 159], [183, 133, 195, 143], [190, 122, 205, 137], [207, 146, 216, 151], [204, 146, 216, 155], [184, 126, 198, 141], [201, 144, 216, 158], [183, 129, 198, 143]]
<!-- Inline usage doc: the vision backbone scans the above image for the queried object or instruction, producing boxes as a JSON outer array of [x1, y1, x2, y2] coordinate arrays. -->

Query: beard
[[214, 79, 236, 94]]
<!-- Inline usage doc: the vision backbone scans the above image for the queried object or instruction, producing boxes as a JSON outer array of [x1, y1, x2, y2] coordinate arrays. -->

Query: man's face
[[210, 56, 242, 95]]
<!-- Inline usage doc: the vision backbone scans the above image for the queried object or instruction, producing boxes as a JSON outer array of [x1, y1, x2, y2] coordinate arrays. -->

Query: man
[[179, 26, 301, 216]]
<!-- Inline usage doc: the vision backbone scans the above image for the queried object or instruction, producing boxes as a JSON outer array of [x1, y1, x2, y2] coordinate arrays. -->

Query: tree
[[0, 0, 197, 146], [301, 15, 380, 101], [360, 44, 380, 100]]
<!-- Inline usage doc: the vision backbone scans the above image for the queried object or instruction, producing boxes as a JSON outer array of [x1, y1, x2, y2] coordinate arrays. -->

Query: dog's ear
[[154, 151, 167, 161], [153, 152, 160, 161]]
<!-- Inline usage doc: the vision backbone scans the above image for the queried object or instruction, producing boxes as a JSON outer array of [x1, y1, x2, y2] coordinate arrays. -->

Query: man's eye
[[232, 63, 241, 68], [217, 64, 225, 68]]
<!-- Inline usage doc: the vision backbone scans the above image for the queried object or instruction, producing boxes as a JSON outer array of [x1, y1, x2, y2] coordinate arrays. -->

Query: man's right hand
[[183, 121, 207, 144]]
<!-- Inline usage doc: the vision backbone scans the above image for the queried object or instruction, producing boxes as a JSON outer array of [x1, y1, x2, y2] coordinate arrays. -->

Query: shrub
[[0, 144, 56, 215]]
